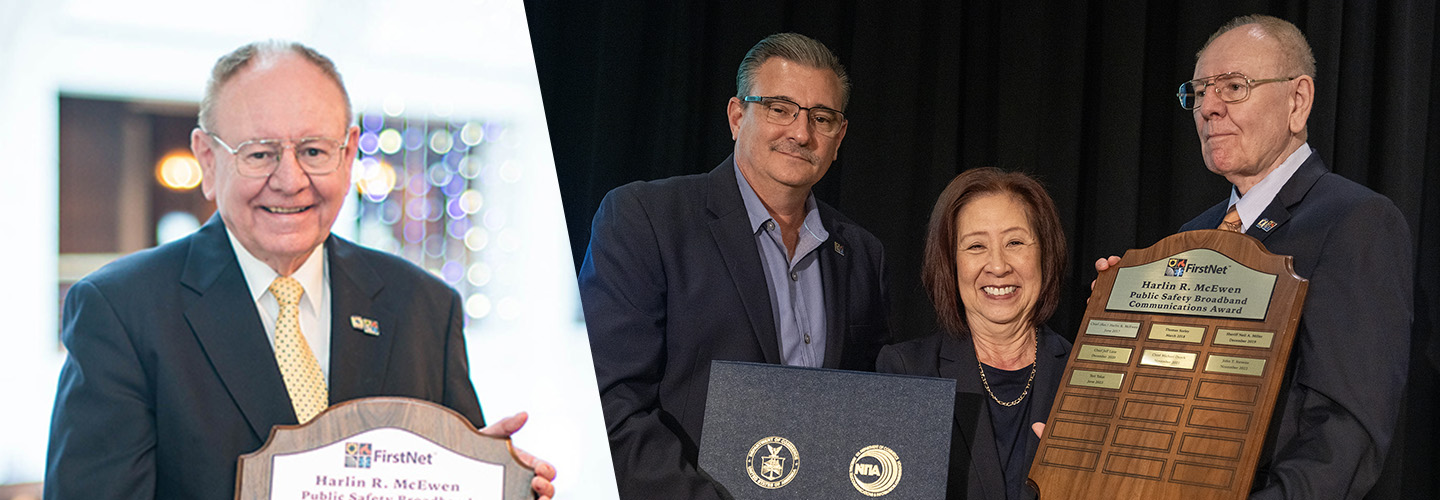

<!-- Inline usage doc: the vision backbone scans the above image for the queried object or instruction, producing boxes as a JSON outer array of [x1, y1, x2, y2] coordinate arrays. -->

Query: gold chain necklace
[[977, 327, 1038, 407]]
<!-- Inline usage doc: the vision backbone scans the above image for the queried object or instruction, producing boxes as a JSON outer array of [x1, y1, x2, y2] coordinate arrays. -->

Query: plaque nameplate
[[271, 428, 503, 497], [1140, 350, 1198, 370], [1106, 249, 1277, 321], [1087, 320, 1140, 339], [1213, 329, 1274, 349], [1070, 370, 1125, 390], [1077, 345, 1134, 364], [1204, 355, 1266, 377], [1031, 230, 1308, 500], [235, 398, 535, 500], [1148, 324, 1206, 344]]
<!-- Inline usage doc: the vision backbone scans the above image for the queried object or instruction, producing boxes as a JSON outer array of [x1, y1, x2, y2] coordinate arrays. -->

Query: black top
[[982, 363, 1035, 500]]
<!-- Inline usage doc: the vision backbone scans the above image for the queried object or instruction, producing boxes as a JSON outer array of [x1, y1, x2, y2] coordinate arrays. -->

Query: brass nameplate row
[[1073, 320, 1272, 378], [1031, 230, 1308, 500], [1105, 249, 1277, 321]]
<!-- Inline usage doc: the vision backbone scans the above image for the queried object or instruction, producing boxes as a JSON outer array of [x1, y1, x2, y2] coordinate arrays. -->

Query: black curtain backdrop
[[525, 1, 1438, 497]]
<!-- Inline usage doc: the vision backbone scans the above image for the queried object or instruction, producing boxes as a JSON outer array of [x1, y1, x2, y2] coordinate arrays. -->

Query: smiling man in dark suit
[[1098, 15, 1413, 500], [579, 33, 889, 499], [44, 41, 554, 500]]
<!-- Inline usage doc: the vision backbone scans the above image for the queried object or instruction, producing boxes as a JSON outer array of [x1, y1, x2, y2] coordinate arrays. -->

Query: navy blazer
[[1180, 153, 1412, 500], [876, 326, 1071, 500], [45, 216, 484, 499], [579, 156, 890, 499]]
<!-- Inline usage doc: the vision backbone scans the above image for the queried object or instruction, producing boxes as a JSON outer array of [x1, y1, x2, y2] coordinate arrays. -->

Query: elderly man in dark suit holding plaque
[[44, 41, 555, 500], [1098, 15, 1412, 500], [579, 33, 889, 499]]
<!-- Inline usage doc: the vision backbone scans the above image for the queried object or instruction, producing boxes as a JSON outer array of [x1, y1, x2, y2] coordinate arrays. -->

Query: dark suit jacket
[[1179, 153, 1412, 500], [876, 326, 1071, 500], [45, 216, 484, 499], [579, 156, 890, 499]]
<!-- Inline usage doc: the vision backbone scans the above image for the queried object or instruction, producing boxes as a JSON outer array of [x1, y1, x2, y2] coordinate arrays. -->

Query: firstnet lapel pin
[[1256, 219, 1278, 232], [350, 315, 380, 336], [833, 241, 845, 256]]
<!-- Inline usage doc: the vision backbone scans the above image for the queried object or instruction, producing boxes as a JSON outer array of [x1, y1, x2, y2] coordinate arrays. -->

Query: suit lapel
[[326, 236, 394, 402], [706, 157, 782, 364], [819, 223, 850, 368], [1246, 154, 1327, 243], [940, 335, 1006, 500], [181, 217, 297, 439]]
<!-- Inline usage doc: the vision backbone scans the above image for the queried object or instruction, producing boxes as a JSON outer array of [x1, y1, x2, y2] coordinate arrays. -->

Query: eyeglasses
[[200, 128, 350, 178], [1176, 72, 1297, 110], [742, 96, 846, 137]]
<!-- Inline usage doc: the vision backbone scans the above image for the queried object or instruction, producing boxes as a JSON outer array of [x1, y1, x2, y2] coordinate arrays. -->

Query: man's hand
[[479, 412, 557, 500], [1091, 256, 1121, 290]]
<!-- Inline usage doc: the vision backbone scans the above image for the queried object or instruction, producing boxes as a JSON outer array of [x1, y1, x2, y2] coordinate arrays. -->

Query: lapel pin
[[833, 241, 845, 256], [350, 315, 380, 336], [1256, 219, 1278, 232]]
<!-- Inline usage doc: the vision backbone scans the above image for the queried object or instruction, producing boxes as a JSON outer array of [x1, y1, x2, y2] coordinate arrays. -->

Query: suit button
[[789, 271, 798, 281]]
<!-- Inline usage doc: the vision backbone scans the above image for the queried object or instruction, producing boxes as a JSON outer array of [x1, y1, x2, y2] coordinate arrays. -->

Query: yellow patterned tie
[[269, 276, 328, 423], [1218, 206, 1243, 232]]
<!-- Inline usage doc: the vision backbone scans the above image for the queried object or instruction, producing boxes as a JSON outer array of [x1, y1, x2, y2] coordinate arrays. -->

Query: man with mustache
[[1098, 15, 1412, 499], [579, 33, 889, 498]]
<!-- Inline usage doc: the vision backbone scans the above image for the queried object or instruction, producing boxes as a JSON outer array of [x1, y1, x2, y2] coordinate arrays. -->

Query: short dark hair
[[736, 32, 851, 110], [198, 40, 352, 131], [922, 167, 1067, 338]]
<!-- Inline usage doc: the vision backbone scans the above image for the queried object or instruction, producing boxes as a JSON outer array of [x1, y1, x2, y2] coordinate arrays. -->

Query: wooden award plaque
[[235, 397, 535, 500], [1028, 230, 1307, 500]]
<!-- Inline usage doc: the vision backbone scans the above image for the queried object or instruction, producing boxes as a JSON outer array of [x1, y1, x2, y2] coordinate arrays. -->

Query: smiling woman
[[876, 167, 1072, 500]]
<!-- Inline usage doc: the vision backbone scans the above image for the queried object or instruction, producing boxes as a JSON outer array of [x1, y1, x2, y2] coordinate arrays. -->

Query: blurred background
[[0, 0, 617, 498]]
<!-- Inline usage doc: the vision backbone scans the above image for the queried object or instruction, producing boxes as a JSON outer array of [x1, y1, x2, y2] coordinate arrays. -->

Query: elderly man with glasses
[[45, 41, 556, 500], [579, 33, 889, 499], [1098, 15, 1412, 500]]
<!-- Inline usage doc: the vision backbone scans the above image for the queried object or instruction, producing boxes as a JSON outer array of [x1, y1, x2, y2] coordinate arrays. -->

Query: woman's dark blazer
[[876, 325, 1072, 500]]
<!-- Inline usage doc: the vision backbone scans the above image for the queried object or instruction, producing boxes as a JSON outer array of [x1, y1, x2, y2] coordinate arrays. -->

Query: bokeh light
[[460, 121, 485, 146], [464, 293, 492, 319], [466, 262, 492, 287], [429, 130, 453, 155], [464, 227, 489, 251], [378, 129, 403, 154], [355, 159, 397, 201], [156, 211, 201, 244], [155, 150, 202, 191]]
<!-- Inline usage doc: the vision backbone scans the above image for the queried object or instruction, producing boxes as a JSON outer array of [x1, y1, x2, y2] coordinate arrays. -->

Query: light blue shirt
[[735, 165, 828, 367], [1227, 144, 1312, 231]]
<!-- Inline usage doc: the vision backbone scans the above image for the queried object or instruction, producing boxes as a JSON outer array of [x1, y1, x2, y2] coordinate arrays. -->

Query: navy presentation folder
[[698, 361, 955, 499]]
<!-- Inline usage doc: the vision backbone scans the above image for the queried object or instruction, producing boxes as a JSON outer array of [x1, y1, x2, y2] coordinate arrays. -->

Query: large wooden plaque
[[1028, 230, 1307, 499], [235, 397, 535, 500]]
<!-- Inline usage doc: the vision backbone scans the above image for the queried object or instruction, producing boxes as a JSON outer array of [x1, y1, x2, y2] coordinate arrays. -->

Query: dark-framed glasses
[[742, 96, 846, 137], [1177, 72, 1297, 110], [200, 128, 350, 178]]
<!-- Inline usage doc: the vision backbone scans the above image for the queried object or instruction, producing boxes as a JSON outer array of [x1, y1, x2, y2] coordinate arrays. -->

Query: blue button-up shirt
[[735, 165, 828, 367]]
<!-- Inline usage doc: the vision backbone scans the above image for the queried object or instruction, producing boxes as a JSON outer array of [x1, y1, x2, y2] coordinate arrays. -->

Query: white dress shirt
[[226, 229, 333, 383], [1227, 143, 1312, 231]]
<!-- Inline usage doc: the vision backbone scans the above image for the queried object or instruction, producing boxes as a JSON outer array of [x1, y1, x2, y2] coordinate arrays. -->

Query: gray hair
[[1199, 14, 1317, 78], [197, 40, 352, 131], [736, 33, 851, 110]]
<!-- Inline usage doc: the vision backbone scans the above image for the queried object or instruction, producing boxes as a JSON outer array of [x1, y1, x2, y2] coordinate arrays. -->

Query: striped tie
[[269, 276, 328, 423]]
